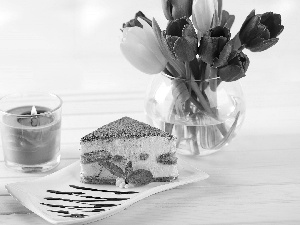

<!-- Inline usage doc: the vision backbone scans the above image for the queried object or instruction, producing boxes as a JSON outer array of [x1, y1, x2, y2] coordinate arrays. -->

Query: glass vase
[[144, 72, 245, 156]]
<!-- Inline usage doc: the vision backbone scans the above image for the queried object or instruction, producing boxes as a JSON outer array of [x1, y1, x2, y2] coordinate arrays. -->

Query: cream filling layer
[[81, 136, 175, 155], [80, 161, 178, 178], [80, 136, 178, 179]]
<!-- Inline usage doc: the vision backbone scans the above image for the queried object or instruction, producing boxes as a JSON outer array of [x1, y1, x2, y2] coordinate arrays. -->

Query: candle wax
[[0, 106, 61, 165]]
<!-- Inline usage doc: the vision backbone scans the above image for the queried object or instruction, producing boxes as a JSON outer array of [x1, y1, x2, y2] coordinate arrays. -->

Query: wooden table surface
[[0, 0, 299, 224]]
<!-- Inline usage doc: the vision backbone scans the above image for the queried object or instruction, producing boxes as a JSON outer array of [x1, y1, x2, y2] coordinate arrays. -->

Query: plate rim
[[6, 157, 209, 225]]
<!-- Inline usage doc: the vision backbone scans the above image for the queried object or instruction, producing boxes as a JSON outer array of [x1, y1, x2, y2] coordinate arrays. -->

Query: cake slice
[[80, 117, 178, 187]]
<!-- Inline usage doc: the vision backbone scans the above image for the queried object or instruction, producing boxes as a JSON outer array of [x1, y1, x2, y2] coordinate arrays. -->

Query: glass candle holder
[[0, 92, 62, 172]]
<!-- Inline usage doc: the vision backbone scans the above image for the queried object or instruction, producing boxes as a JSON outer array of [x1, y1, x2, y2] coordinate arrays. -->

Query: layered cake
[[80, 117, 178, 187]]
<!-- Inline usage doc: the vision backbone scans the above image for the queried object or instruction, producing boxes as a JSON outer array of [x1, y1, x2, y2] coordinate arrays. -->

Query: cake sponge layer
[[79, 117, 178, 186]]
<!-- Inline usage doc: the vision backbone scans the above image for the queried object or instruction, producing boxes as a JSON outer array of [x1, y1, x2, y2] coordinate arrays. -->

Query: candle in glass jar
[[1, 105, 61, 166]]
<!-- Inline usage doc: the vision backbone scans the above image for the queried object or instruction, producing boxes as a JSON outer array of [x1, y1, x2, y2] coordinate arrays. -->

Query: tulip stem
[[238, 45, 245, 52], [166, 63, 181, 78], [209, 67, 218, 92], [190, 73, 228, 137], [185, 62, 192, 93], [209, 67, 218, 115]]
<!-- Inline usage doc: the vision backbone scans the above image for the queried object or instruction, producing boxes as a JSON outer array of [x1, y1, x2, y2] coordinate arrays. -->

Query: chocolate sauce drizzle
[[48, 210, 86, 218], [69, 185, 138, 194], [41, 184, 139, 219]]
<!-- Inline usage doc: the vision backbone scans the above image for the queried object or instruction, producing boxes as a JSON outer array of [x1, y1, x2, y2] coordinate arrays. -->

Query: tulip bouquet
[[120, 0, 284, 155]]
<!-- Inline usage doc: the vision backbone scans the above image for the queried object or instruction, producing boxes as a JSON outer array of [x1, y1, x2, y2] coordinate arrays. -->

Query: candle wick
[[31, 106, 37, 116]]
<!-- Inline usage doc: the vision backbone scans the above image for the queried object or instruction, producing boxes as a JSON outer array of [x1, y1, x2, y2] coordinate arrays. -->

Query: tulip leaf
[[171, 79, 190, 116], [152, 18, 176, 61], [189, 58, 201, 80]]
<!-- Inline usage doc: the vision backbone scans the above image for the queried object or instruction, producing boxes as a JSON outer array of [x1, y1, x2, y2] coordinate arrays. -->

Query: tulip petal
[[240, 9, 256, 36], [246, 29, 270, 50], [138, 18, 168, 66], [199, 35, 227, 65], [213, 40, 232, 67], [240, 15, 261, 43], [218, 64, 245, 82], [182, 21, 197, 38], [199, 34, 217, 65], [260, 12, 284, 38], [173, 37, 197, 61], [161, 0, 173, 20], [166, 35, 178, 56], [166, 18, 189, 36], [120, 42, 165, 74], [218, 51, 249, 81], [172, 0, 193, 20], [124, 27, 147, 46], [152, 18, 177, 62], [199, 35, 214, 65], [192, 0, 215, 33], [220, 10, 235, 29], [257, 28, 270, 40], [248, 38, 279, 52]]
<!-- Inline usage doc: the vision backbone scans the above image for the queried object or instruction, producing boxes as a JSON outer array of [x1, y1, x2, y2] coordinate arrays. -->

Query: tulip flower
[[165, 18, 198, 62], [218, 51, 250, 82], [199, 26, 232, 67], [192, 0, 218, 36], [239, 10, 284, 52], [120, 18, 168, 75], [161, 0, 193, 20]]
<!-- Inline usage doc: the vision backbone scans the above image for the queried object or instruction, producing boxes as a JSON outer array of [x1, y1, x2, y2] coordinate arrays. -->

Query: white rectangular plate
[[6, 157, 209, 224]]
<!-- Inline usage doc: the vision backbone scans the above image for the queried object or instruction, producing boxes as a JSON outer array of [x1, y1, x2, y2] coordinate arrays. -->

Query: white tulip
[[120, 18, 167, 75], [192, 0, 218, 36]]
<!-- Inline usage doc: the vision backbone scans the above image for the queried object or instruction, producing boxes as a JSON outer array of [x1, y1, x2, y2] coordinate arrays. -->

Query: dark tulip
[[122, 11, 152, 29], [161, 0, 193, 20], [199, 26, 232, 67], [165, 18, 198, 62], [218, 51, 250, 82], [239, 10, 284, 52]]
